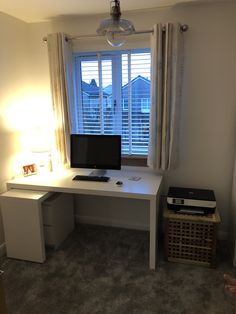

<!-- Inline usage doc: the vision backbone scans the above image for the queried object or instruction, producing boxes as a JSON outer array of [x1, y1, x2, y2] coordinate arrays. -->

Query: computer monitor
[[70, 134, 121, 176]]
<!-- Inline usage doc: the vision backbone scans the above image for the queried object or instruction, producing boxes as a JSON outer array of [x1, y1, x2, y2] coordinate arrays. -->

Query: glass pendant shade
[[97, 0, 135, 47]]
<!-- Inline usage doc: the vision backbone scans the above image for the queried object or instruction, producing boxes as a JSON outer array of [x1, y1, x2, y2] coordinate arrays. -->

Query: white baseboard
[[0, 242, 6, 257], [75, 214, 149, 231], [75, 215, 229, 241]]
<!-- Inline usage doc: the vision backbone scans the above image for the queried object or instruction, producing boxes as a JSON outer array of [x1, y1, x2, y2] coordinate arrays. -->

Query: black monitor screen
[[70, 134, 121, 170]]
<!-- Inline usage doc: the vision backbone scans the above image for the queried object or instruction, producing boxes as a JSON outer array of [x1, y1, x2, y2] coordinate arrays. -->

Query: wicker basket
[[163, 208, 221, 267]]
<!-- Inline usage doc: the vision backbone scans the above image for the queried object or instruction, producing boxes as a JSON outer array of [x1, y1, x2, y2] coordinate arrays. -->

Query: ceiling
[[0, 0, 227, 23]]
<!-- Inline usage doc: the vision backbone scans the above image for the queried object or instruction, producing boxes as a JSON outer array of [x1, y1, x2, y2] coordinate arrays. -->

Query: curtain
[[148, 23, 184, 170], [231, 151, 236, 266], [47, 33, 74, 166]]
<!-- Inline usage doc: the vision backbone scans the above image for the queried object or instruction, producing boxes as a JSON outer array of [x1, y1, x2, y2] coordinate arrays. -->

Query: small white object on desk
[[128, 176, 141, 181]]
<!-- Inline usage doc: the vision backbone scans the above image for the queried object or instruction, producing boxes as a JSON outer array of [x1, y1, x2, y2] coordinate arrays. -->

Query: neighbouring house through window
[[72, 49, 151, 156]]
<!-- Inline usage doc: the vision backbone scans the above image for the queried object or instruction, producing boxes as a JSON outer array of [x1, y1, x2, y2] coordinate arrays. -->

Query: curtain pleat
[[168, 24, 184, 169], [148, 24, 163, 170], [46, 33, 73, 166], [148, 23, 184, 170]]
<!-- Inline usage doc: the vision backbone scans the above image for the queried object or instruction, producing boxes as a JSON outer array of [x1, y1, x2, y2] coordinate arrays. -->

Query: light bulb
[[106, 25, 126, 47]]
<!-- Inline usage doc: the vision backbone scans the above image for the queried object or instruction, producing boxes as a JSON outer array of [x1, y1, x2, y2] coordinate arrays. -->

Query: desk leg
[[149, 197, 157, 270]]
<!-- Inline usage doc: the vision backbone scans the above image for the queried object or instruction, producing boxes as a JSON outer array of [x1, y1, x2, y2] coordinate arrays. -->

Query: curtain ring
[[180, 24, 189, 33]]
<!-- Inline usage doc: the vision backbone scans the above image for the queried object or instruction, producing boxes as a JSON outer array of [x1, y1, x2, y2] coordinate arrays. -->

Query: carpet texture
[[0, 224, 235, 314]]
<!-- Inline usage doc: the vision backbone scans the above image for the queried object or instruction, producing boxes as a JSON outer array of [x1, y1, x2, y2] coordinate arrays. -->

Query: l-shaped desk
[[2, 168, 163, 270]]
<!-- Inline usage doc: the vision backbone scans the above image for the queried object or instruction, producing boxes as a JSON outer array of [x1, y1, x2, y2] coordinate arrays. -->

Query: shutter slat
[[75, 50, 151, 155]]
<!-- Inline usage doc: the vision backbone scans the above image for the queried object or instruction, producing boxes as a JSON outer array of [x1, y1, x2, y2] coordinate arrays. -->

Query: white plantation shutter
[[73, 49, 151, 155]]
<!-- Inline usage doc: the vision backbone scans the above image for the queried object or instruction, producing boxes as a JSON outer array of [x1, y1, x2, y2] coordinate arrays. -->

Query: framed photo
[[22, 164, 37, 176]]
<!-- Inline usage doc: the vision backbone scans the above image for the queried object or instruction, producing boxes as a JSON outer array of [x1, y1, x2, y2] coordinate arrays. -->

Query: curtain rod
[[43, 24, 188, 42]]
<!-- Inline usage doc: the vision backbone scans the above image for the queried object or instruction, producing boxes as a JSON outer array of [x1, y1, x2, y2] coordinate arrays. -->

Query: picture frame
[[22, 164, 37, 176]]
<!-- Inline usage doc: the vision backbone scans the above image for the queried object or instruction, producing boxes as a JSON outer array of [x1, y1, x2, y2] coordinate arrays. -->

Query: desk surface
[[6, 168, 162, 200]]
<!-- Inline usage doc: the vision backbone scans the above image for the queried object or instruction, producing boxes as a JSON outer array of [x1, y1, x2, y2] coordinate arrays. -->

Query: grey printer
[[167, 187, 216, 215]]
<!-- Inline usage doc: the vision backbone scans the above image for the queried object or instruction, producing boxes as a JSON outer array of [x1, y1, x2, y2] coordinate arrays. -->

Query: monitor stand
[[89, 169, 107, 177]]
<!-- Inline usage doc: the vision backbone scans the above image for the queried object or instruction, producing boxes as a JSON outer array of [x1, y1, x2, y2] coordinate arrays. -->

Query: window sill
[[121, 156, 147, 167]]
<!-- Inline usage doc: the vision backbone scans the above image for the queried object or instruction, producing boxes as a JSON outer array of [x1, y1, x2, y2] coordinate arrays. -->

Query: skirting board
[[75, 215, 228, 240], [0, 243, 6, 258], [75, 214, 149, 231]]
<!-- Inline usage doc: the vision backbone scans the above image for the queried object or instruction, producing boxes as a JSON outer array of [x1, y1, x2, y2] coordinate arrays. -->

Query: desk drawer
[[42, 193, 74, 225], [44, 226, 54, 246], [42, 193, 74, 248]]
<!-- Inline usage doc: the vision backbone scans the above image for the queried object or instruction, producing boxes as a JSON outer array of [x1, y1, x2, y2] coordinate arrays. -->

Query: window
[[122, 99, 128, 111], [73, 49, 151, 156], [141, 98, 150, 113]]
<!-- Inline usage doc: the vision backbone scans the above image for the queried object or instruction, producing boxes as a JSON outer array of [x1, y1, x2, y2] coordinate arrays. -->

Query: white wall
[[26, 2, 236, 236], [1, 2, 236, 239], [0, 13, 32, 251]]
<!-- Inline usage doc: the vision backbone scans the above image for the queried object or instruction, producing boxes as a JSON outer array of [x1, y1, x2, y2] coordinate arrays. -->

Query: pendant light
[[97, 0, 135, 47]]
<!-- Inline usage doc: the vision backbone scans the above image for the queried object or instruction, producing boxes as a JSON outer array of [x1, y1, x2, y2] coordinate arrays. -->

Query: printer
[[167, 186, 216, 215]]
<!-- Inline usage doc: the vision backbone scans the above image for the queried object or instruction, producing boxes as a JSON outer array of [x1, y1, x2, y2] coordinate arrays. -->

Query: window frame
[[72, 48, 150, 162]]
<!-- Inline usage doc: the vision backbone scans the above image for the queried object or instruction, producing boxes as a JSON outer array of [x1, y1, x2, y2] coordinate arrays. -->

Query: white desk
[[3, 168, 163, 270]]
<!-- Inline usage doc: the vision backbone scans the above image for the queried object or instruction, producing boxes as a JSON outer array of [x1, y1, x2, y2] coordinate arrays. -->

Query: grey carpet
[[0, 224, 235, 314]]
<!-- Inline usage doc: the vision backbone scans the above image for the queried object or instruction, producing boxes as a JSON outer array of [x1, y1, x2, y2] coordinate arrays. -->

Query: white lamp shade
[[28, 126, 52, 153]]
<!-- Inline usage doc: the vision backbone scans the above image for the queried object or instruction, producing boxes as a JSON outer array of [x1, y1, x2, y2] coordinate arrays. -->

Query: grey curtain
[[148, 23, 184, 170]]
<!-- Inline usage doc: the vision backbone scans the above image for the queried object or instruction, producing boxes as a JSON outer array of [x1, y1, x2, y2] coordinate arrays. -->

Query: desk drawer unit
[[42, 193, 74, 249], [0, 189, 51, 263], [163, 208, 221, 267]]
